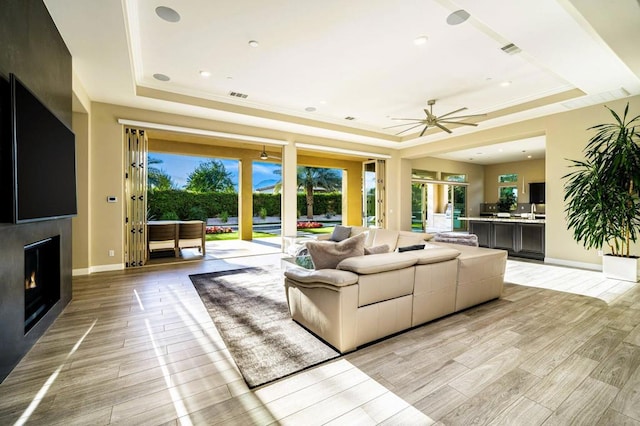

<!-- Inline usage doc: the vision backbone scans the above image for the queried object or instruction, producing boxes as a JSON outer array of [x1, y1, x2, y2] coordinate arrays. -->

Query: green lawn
[[299, 227, 333, 235], [206, 231, 276, 241], [205, 226, 334, 241]]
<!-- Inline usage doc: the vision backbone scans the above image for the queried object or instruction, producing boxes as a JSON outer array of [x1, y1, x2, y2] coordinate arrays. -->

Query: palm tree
[[271, 166, 342, 218], [147, 156, 175, 191], [298, 167, 341, 219]]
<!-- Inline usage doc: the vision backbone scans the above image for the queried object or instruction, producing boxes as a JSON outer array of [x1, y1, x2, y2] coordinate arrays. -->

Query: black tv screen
[[10, 74, 77, 223]]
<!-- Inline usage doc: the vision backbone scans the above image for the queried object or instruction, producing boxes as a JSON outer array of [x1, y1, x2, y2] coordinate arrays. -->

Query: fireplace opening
[[24, 236, 61, 334]]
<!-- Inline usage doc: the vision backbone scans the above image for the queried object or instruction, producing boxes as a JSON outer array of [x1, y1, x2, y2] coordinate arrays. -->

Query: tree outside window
[[498, 186, 518, 211], [498, 173, 518, 183]]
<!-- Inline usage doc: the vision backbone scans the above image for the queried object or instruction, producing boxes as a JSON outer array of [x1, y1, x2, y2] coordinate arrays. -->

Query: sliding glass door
[[363, 160, 385, 228], [411, 179, 468, 233]]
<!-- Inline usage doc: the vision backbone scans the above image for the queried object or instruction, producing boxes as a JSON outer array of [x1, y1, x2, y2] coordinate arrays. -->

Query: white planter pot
[[602, 255, 639, 282]]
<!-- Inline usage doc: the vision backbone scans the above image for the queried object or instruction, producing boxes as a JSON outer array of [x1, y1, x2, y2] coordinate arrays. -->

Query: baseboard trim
[[544, 257, 601, 271], [89, 263, 126, 274], [72, 268, 90, 276]]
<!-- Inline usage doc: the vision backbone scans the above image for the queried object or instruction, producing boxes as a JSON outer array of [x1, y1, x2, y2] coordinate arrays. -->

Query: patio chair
[[147, 222, 179, 258], [178, 221, 206, 255]]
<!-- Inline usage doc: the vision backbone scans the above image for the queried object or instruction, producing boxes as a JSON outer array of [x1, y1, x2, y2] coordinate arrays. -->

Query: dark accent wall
[[0, 0, 73, 382]]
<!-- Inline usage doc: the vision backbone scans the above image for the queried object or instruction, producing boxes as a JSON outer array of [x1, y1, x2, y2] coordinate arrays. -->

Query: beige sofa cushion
[[306, 233, 366, 269], [337, 252, 418, 274], [371, 229, 400, 251], [396, 231, 433, 249], [284, 268, 359, 287], [402, 247, 461, 264]]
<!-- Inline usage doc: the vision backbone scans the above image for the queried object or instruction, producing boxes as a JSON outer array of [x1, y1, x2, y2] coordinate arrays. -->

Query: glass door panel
[[411, 183, 426, 232], [363, 160, 385, 228], [363, 162, 376, 227], [452, 185, 468, 232]]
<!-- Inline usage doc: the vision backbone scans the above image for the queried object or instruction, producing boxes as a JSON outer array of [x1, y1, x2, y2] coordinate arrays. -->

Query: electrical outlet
[[109, 250, 115, 257], [597, 250, 603, 256]]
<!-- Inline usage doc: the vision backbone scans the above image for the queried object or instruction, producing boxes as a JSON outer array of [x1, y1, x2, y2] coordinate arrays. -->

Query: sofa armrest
[[284, 268, 359, 287], [337, 252, 418, 274]]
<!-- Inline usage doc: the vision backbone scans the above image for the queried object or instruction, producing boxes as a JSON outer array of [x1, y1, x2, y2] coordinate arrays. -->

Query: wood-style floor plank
[[1, 255, 639, 425]]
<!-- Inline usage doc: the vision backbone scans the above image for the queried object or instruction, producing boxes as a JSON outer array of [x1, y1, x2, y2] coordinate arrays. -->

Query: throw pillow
[[364, 244, 390, 255], [433, 233, 479, 247], [397, 244, 425, 252], [306, 232, 366, 269], [330, 225, 352, 242]]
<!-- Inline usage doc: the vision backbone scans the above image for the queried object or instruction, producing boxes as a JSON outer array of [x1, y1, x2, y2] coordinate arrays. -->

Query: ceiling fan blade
[[440, 113, 487, 120], [437, 107, 467, 119], [424, 109, 436, 120], [435, 123, 453, 134], [390, 117, 425, 121], [438, 120, 479, 127], [384, 121, 426, 130], [419, 125, 430, 137], [396, 123, 426, 135]]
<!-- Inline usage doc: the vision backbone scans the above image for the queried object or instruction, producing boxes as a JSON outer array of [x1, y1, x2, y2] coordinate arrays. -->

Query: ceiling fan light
[[260, 145, 269, 160]]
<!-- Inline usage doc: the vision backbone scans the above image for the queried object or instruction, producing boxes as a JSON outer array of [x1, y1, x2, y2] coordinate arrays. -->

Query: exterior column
[[281, 143, 298, 243], [238, 157, 253, 240]]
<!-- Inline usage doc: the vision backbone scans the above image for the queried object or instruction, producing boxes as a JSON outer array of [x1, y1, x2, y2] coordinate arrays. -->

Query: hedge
[[148, 190, 342, 220]]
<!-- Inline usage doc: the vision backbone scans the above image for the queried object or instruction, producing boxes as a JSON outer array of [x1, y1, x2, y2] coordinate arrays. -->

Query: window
[[498, 173, 518, 183], [442, 173, 466, 183], [498, 186, 518, 210], [412, 169, 437, 180]]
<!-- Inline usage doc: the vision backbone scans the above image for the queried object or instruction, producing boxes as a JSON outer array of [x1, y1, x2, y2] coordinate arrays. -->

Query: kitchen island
[[461, 216, 545, 260]]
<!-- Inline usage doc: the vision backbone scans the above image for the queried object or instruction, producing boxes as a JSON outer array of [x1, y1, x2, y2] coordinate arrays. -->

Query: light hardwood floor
[[1, 255, 640, 425]]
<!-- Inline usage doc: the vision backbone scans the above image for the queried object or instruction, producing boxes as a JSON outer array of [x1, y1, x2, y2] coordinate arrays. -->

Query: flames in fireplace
[[24, 237, 60, 333], [25, 271, 36, 289]]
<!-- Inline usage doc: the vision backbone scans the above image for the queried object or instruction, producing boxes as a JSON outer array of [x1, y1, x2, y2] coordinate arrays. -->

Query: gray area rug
[[190, 267, 340, 388]]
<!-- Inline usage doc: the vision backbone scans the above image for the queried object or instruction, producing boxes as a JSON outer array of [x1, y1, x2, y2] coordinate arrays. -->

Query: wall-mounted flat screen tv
[[10, 74, 77, 223]]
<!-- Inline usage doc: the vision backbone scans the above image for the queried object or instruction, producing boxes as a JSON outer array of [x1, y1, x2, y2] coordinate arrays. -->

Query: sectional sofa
[[283, 227, 507, 353]]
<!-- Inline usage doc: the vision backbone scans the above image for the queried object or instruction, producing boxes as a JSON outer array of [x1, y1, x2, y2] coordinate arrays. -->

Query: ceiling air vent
[[344, 116, 356, 121], [501, 43, 521, 55], [228, 91, 248, 99]]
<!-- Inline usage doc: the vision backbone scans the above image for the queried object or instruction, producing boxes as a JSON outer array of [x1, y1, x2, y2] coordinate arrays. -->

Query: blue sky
[[150, 152, 281, 190]]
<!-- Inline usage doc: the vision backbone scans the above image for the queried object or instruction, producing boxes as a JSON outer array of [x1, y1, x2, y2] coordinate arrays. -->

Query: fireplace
[[24, 236, 60, 334]]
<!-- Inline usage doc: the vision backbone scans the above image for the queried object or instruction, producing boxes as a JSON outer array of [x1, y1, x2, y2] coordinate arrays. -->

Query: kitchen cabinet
[[468, 219, 545, 260], [529, 182, 545, 204]]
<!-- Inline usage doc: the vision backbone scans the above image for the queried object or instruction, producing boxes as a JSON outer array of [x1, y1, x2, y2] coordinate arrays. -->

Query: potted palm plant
[[564, 103, 640, 282]]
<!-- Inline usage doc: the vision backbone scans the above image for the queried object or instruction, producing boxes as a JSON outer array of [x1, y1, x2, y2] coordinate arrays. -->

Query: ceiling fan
[[259, 145, 281, 160], [385, 99, 487, 136]]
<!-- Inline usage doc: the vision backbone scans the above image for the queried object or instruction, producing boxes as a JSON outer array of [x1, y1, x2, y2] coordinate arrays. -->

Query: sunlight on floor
[[505, 260, 637, 303], [252, 359, 434, 424], [14, 319, 97, 426]]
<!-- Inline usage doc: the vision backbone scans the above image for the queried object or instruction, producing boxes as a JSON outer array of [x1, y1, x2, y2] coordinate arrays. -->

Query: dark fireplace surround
[[0, 219, 72, 382], [24, 236, 61, 334]]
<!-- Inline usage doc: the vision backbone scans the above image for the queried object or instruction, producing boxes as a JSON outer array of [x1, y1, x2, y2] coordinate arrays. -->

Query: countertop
[[460, 216, 546, 224]]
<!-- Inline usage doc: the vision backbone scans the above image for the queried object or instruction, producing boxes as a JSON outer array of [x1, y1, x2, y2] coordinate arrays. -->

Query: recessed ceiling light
[[527, 155, 533, 159], [199, 70, 211, 77], [248, 40, 260, 48], [447, 10, 470, 25], [155, 6, 180, 23], [500, 81, 512, 87], [226, 76, 233, 80], [153, 73, 170, 82], [305, 107, 316, 112], [413, 35, 428, 46]]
